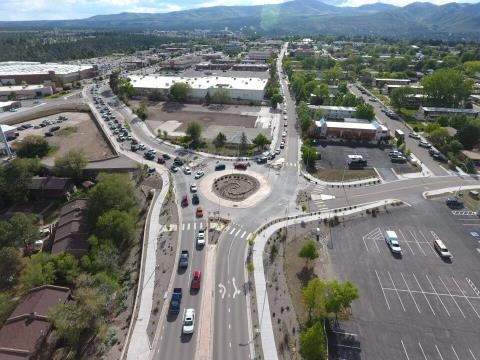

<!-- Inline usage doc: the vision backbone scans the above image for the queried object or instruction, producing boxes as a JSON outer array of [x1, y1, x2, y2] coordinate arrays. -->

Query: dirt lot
[[264, 223, 334, 360], [13, 111, 114, 166]]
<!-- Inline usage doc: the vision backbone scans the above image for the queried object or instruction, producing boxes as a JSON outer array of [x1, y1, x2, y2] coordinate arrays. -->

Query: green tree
[[252, 134, 271, 150], [298, 241, 319, 268], [80, 236, 119, 275], [270, 93, 284, 109], [16, 135, 50, 159], [118, 78, 134, 100], [169, 82, 191, 102], [109, 70, 120, 94], [311, 84, 330, 105], [302, 278, 326, 321], [464, 61, 480, 76], [301, 145, 317, 169], [0, 247, 24, 288], [88, 173, 137, 223], [299, 322, 327, 360], [186, 121, 202, 146], [210, 88, 231, 104], [95, 210, 136, 247], [19, 252, 56, 290], [355, 103, 375, 120], [0, 213, 39, 248], [0, 158, 40, 204], [324, 281, 360, 320], [54, 150, 87, 180], [437, 115, 450, 127], [421, 69, 473, 108], [213, 132, 227, 148], [239, 132, 248, 155], [447, 139, 463, 154], [456, 123, 480, 149], [390, 86, 415, 111], [428, 128, 451, 147], [135, 99, 148, 120]]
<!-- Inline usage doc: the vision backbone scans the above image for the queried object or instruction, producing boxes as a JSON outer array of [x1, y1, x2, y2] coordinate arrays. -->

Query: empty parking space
[[400, 339, 480, 360]]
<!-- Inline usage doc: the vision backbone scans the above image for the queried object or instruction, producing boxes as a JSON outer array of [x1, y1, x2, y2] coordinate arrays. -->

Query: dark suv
[[446, 198, 464, 209]]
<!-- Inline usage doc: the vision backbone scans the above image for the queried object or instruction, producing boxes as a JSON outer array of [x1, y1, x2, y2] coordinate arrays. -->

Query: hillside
[[0, 0, 478, 40]]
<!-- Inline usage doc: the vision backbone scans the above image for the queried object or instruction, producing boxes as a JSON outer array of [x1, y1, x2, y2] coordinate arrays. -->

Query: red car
[[181, 195, 189, 207], [196, 207, 203, 218], [234, 162, 247, 170], [157, 157, 165, 164], [191, 271, 201, 290]]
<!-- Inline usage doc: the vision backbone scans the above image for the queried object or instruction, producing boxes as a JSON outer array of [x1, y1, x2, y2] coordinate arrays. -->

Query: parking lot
[[314, 142, 418, 181], [326, 202, 480, 359]]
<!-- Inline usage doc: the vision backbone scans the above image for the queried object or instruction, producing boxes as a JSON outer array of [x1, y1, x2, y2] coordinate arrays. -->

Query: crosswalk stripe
[[230, 227, 236, 235], [200, 222, 204, 229], [194, 222, 196, 230], [241, 231, 247, 239], [187, 223, 190, 231], [182, 223, 185, 231], [235, 229, 242, 237], [246, 233, 252, 240]]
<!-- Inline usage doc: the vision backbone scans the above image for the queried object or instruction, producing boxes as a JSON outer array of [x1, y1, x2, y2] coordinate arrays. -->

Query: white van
[[433, 239, 452, 260], [385, 230, 402, 254]]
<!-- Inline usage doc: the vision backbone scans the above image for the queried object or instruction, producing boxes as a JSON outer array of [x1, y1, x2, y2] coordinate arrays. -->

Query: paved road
[[348, 84, 450, 177]]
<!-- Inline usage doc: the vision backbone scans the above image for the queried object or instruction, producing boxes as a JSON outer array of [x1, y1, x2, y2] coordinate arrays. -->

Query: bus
[[394, 129, 405, 139]]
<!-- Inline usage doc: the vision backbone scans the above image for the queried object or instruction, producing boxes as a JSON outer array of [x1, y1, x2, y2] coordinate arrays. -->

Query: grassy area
[[46, 90, 70, 99], [309, 168, 377, 182], [56, 126, 77, 136], [459, 189, 480, 211], [369, 88, 390, 105]]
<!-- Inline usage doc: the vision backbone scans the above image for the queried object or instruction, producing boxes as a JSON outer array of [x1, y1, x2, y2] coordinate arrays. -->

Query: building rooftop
[[130, 74, 268, 91], [309, 105, 357, 111], [0, 61, 93, 76], [316, 118, 387, 131], [0, 84, 51, 92], [421, 107, 479, 114]]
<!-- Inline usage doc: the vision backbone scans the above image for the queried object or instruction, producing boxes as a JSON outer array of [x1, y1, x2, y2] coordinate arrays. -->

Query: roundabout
[[199, 169, 272, 209]]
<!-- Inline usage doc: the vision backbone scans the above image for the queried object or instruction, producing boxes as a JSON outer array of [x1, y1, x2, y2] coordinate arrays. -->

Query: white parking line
[[418, 342, 428, 360], [375, 269, 391, 310], [361, 235, 369, 252], [388, 271, 406, 312], [451, 345, 460, 360], [451, 277, 480, 320], [401, 339, 410, 360], [401, 272, 421, 313], [470, 348, 478, 360], [438, 276, 465, 318], [398, 228, 415, 255], [409, 229, 426, 256], [412, 273, 436, 316], [435, 344, 444, 360], [425, 274, 451, 317], [418, 230, 437, 254]]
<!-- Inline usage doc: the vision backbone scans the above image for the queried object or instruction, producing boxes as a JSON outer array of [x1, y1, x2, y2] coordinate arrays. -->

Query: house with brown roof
[[51, 199, 90, 258], [0, 285, 70, 359], [28, 177, 74, 200]]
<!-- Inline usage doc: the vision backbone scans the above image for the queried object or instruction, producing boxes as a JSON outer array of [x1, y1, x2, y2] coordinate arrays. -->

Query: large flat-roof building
[[374, 78, 411, 88], [130, 75, 268, 103], [308, 105, 357, 120], [315, 117, 388, 142], [0, 61, 96, 85], [0, 84, 53, 100], [420, 106, 479, 120]]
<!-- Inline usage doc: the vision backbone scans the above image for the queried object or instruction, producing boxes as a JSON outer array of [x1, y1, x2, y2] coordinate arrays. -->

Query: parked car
[[215, 164, 226, 171], [418, 141, 432, 149], [194, 171, 205, 179], [190, 184, 197, 193], [385, 230, 402, 255], [181, 195, 189, 207], [162, 153, 171, 160], [144, 152, 155, 160], [182, 308, 196, 334], [433, 239, 452, 260], [234, 162, 248, 170], [433, 153, 448, 163], [157, 157, 165, 164], [408, 132, 420, 139], [446, 197, 463, 209], [184, 166, 192, 175], [192, 193, 199, 205], [49, 126, 60, 132], [170, 165, 178, 173], [44, 132, 54, 137], [391, 156, 407, 164], [196, 229, 205, 247]]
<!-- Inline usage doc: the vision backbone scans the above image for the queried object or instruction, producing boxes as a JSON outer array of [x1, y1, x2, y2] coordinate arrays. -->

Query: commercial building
[[315, 117, 388, 142], [308, 105, 357, 120], [130, 74, 268, 103], [51, 199, 89, 258], [0, 84, 53, 100], [420, 106, 479, 120], [166, 55, 202, 70], [28, 177, 74, 200], [374, 78, 411, 88], [0, 61, 95, 85], [0, 100, 20, 112], [384, 84, 423, 95], [0, 285, 70, 360], [246, 50, 274, 62]]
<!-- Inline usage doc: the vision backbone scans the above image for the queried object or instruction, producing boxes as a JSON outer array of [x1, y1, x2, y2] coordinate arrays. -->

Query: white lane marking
[[388, 271, 406, 312], [182, 223, 185, 231], [401, 272, 421, 313], [438, 276, 465, 318], [241, 231, 247, 239], [435, 344, 444, 360], [187, 222, 190, 231], [235, 229, 242, 237], [194, 222, 196, 230], [375, 270, 390, 310], [228, 307, 230, 313], [401, 340, 410, 360], [230, 227, 236, 235], [232, 277, 241, 299], [337, 344, 361, 350], [229, 324, 231, 329], [425, 274, 450, 317], [451, 345, 460, 360], [218, 283, 226, 299], [418, 342, 428, 360], [229, 342, 232, 348], [412, 273, 436, 316]]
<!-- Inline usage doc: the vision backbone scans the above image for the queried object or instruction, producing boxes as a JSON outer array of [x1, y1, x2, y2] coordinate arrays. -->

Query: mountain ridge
[[0, 0, 478, 40]]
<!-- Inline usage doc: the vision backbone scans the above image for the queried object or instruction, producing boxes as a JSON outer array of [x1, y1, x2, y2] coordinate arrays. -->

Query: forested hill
[[0, 0, 479, 40]]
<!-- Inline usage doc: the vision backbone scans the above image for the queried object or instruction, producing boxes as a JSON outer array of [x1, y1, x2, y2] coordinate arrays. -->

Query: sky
[[1, 0, 478, 21]]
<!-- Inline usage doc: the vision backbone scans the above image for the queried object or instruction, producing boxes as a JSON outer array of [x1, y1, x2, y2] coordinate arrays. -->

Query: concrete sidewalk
[[252, 198, 404, 360]]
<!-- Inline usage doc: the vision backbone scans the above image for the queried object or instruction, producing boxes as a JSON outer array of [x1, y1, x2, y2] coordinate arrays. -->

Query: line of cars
[[384, 230, 452, 260], [409, 132, 448, 163]]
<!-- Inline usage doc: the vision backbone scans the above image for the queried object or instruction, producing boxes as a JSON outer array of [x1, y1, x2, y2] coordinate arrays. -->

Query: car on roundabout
[[194, 170, 205, 179]]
